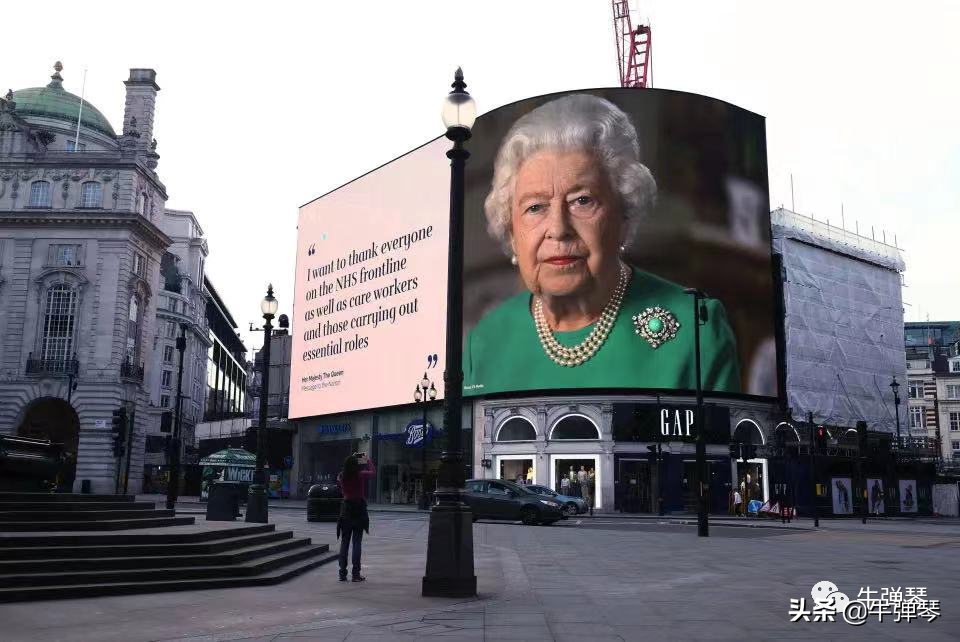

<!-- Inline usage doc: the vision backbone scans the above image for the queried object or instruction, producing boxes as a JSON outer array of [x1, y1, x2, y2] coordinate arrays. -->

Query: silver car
[[526, 484, 587, 516]]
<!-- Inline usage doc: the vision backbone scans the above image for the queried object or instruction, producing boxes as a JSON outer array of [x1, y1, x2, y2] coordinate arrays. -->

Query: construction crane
[[612, 0, 653, 88]]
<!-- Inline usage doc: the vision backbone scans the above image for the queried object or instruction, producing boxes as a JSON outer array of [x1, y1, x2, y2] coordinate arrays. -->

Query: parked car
[[463, 479, 563, 525], [526, 484, 587, 516], [306, 482, 342, 521]]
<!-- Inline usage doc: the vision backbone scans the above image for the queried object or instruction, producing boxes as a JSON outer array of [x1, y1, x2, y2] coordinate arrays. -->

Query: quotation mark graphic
[[306, 234, 328, 257], [426, 354, 439, 368]]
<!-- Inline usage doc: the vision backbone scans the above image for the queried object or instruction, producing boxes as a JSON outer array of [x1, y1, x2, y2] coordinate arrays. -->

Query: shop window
[[550, 415, 599, 440], [496, 417, 536, 442]]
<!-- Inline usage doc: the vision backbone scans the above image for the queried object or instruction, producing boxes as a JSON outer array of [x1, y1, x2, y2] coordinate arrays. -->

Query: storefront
[[475, 394, 782, 513]]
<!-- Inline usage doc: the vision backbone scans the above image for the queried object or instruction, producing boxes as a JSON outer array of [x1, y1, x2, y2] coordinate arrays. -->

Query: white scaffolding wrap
[[772, 208, 907, 432]]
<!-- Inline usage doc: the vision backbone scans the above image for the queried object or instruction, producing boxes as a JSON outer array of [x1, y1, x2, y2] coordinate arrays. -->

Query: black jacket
[[336, 498, 369, 539]]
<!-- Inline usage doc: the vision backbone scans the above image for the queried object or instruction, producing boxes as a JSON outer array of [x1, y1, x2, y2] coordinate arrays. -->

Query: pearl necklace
[[533, 263, 630, 367]]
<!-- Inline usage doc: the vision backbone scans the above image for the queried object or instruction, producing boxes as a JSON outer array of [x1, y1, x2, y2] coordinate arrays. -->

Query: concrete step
[[0, 536, 312, 573], [0, 550, 339, 602], [0, 493, 135, 503], [0, 528, 291, 560], [0, 542, 330, 588], [0, 501, 158, 512], [0, 509, 174, 522], [0, 523, 274, 548], [0, 516, 196, 532]]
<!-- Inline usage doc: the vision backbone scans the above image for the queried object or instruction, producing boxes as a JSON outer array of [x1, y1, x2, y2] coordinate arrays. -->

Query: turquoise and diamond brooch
[[632, 306, 680, 349]]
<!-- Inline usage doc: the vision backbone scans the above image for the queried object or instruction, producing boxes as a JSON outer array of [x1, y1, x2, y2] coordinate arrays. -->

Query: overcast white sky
[[5, 0, 958, 352]]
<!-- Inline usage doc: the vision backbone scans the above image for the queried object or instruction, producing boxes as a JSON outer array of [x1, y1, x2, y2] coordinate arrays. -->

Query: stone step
[[0, 493, 135, 503], [0, 528, 290, 560], [0, 523, 274, 548], [0, 536, 312, 573], [0, 509, 174, 522], [0, 550, 339, 602], [0, 542, 330, 588], [0, 501, 158, 512], [0, 516, 196, 532]]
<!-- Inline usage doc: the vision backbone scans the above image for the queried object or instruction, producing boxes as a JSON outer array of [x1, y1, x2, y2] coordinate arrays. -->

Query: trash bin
[[81, 479, 92, 494], [206, 481, 245, 521], [307, 483, 342, 522]]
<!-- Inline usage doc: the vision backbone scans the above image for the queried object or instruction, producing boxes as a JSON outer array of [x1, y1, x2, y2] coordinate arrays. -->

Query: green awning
[[198, 448, 256, 468]]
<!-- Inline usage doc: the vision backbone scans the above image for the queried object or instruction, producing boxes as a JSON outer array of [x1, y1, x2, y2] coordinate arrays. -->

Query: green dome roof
[[12, 77, 116, 138]]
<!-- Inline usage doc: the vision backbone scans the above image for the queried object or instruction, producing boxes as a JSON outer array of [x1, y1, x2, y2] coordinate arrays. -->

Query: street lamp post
[[891, 377, 902, 446], [683, 288, 709, 537], [422, 68, 477, 598], [890, 377, 901, 515], [415, 373, 438, 510], [246, 284, 278, 524], [165, 324, 187, 509]]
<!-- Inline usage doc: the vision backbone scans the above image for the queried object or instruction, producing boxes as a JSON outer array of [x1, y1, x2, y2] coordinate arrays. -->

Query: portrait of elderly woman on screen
[[463, 94, 741, 395]]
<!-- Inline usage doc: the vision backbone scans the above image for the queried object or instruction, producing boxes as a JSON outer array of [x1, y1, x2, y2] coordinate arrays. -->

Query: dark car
[[526, 484, 588, 516], [306, 482, 342, 521], [463, 479, 563, 525]]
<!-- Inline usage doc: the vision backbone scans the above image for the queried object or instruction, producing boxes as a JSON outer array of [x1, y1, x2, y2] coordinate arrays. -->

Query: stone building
[[905, 322, 960, 460], [0, 62, 171, 493]]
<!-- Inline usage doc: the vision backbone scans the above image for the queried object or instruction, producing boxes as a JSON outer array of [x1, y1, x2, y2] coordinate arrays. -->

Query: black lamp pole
[[415, 374, 437, 510], [165, 323, 187, 510], [684, 288, 709, 537], [422, 68, 477, 598], [246, 284, 276, 524], [890, 377, 901, 516]]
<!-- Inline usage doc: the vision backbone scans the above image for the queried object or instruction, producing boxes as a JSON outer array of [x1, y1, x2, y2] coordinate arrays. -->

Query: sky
[[4, 0, 958, 353]]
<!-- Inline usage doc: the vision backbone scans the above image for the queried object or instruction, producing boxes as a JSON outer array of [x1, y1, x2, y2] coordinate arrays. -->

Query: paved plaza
[[2, 510, 958, 642]]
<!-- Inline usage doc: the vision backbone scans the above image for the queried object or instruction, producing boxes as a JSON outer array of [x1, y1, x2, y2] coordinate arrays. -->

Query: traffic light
[[815, 425, 828, 449], [111, 407, 127, 458], [856, 421, 868, 452], [729, 442, 742, 460]]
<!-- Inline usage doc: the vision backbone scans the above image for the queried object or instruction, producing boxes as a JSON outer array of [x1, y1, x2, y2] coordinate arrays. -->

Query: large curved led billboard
[[291, 88, 775, 419]]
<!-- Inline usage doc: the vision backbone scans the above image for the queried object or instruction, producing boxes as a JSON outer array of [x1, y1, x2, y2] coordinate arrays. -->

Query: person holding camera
[[336, 452, 375, 582]]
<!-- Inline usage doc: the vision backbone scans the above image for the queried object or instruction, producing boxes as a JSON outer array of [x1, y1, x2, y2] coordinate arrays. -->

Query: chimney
[[123, 69, 160, 144]]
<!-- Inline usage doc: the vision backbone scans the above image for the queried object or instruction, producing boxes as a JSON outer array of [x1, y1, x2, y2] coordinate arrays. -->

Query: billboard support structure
[[422, 68, 477, 599], [685, 288, 709, 538]]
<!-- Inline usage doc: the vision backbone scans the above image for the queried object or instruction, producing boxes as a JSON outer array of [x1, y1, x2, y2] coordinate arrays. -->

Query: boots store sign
[[613, 403, 731, 444]]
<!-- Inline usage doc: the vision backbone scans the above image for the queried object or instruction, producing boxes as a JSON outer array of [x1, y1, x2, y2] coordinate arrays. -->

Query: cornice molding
[[0, 210, 172, 250]]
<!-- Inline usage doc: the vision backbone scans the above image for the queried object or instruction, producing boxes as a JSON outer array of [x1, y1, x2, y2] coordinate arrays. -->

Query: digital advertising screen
[[291, 88, 776, 419]]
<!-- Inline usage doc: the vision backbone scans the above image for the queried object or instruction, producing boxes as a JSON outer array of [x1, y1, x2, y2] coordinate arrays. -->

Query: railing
[[25, 353, 79, 376], [120, 358, 145, 382]]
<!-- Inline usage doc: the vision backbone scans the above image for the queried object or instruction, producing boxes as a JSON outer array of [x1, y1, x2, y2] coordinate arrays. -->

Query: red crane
[[612, 0, 653, 88]]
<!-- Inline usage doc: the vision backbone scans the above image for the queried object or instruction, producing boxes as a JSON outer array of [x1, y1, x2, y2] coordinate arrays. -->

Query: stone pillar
[[123, 69, 160, 145]]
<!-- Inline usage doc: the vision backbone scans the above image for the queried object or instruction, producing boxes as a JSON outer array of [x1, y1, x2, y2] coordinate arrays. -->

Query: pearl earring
[[510, 255, 518, 266]]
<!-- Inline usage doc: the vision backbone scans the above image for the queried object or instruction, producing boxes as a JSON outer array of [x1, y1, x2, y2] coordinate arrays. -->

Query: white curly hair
[[483, 94, 657, 255]]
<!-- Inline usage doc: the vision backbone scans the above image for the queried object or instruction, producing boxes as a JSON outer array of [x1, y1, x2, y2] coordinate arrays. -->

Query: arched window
[[126, 294, 142, 365], [496, 417, 536, 442], [80, 182, 102, 208], [774, 422, 800, 444], [734, 419, 765, 445], [550, 414, 600, 440], [29, 181, 52, 208], [41, 285, 78, 362]]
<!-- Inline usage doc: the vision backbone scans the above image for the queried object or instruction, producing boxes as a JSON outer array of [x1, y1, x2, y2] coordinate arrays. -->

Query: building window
[[40, 284, 78, 362], [48, 244, 83, 267], [951, 412, 960, 432], [953, 440, 960, 453], [29, 181, 52, 208], [909, 407, 924, 429], [908, 382, 922, 399], [161, 370, 173, 388], [550, 415, 600, 440], [496, 417, 537, 442], [65, 140, 87, 152], [163, 345, 174, 364], [80, 182, 102, 208], [126, 294, 142, 365], [166, 321, 177, 338], [133, 252, 146, 277], [160, 394, 170, 408], [947, 385, 960, 400]]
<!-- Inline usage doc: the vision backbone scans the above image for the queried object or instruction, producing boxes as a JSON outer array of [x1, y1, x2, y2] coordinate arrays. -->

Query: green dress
[[463, 267, 740, 395]]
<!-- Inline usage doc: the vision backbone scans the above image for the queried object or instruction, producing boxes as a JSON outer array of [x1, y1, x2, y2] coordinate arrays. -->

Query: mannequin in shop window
[[583, 468, 596, 516], [526, 467, 534, 485]]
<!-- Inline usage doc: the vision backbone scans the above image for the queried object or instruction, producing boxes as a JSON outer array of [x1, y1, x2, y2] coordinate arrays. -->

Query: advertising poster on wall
[[291, 88, 775, 419], [831, 477, 853, 515], [899, 479, 918, 513], [867, 478, 885, 514]]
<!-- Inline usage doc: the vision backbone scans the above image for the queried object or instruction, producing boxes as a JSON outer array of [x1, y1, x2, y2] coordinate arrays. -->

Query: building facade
[[906, 322, 960, 461], [0, 63, 170, 493]]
